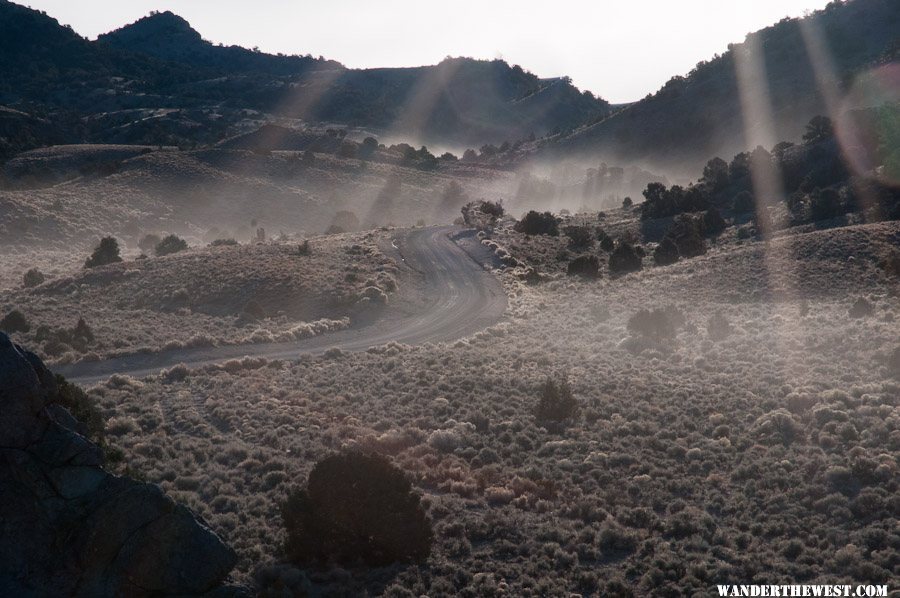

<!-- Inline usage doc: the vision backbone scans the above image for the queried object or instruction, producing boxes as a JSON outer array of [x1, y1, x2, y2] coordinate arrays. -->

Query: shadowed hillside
[[97, 11, 342, 76], [0, 3, 609, 156], [537, 0, 900, 173]]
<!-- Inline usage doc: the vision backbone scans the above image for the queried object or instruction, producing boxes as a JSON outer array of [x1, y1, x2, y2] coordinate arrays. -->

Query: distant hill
[[97, 11, 342, 76], [276, 58, 609, 146], [0, 106, 68, 164], [0, 2, 610, 157], [537, 0, 900, 172]]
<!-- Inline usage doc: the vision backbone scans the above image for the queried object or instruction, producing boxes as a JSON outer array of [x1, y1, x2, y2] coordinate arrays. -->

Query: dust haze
[[0, 1, 898, 596]]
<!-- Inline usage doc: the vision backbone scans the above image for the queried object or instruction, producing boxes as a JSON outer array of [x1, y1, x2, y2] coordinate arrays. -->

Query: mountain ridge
[[534, 0, 900, 172]]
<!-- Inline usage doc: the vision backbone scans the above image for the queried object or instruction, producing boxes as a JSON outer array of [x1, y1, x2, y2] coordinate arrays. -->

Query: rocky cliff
[[0, 332, 244, 596]]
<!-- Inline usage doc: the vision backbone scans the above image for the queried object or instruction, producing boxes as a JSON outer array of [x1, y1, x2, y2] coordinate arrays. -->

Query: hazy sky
[[23, 0, 831, 103]]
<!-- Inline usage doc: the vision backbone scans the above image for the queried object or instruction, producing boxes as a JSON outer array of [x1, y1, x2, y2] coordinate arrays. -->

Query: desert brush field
[[72, 215, 899, 595]]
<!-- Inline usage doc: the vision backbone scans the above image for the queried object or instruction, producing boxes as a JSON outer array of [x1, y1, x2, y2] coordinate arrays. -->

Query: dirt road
[[55, 226, 506, 385]]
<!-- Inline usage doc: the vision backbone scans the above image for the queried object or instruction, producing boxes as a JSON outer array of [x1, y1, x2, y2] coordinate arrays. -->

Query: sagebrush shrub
[[0, 309, 30, 333], [138, 233, 161, 254], [155, 234, 188, 256], [281, 452, 432, 566], [609, 241, 642, 275], [563, 225, 593, 249], [668, 215, 706, 258], [534, 378, 580, 426], [567, 255, 600, 279], [627, 307, 682, 341], [23, 268, 45, 288], [653, 237, 679, 266], [515, 211, 559, 236], [84, 236, 122, 268], [51, 374, 105, 445]]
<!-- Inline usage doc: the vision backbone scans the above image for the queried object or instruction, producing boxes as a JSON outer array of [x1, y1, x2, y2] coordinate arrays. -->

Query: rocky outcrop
[[0, 332, 243, 596]]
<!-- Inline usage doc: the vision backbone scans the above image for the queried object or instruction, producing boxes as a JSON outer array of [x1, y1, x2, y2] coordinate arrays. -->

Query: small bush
[[622, 197, 633, 208], [653, 237, 679, 266], [567, 255, 600, 279], [209, 238, 238, 247], [609, 241, 642, 275], [515, 211, 559, 236], [848, 298, 874, 318], [534, 378, 580, 426], [155, 234, 188, 256], [52, 374, 105, 445], [668, 215, 707, 258], [329, 210, 360, 233], [72, 317, 95, 345], [84, 237, 122, 269], [0, 309, 30, 333], [627, 307, 682, 341], [563, 225, 594, 249], [23, 268, 45, 288], [461, 200, 504, 229], [598, 233, 614, 252], [297, 240, 311, 255], [138, 233, 161, 254], [281, 452, 432, 566], [241, 300, 267, 321]]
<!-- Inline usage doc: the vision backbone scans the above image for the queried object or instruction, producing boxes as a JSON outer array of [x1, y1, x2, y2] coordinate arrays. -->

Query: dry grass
[[0, 231, 401, 364]]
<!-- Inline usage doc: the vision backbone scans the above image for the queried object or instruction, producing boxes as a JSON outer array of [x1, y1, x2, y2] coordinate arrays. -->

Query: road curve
[[55, 226, 507, 385]]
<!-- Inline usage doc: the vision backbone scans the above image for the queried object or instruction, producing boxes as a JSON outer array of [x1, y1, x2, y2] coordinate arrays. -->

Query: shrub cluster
[[566, 255, 600, 279], [0, 309, 30, 334], [281, 452, 432, 566], [23, 268, 45, 288], [608, 241, 642, 275], [563, 225, 593, 249], [84, 236, 122, 268], [627, 307, 684, 342], [515, 211, 559, 236], [534, 377, 580, 427], [653, 237, 679, 266], [155, 234, 188, 256]]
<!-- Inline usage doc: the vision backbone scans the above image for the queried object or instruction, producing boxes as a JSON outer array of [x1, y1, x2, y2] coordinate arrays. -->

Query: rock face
[[0, 332, 241, 596]]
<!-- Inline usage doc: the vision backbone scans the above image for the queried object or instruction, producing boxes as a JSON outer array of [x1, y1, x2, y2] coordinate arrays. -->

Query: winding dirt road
[[55, 226, 507, 385]]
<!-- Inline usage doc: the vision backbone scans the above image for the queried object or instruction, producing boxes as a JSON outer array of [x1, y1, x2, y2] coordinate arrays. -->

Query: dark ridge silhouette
[[0, 1, 610, 154], [538, 0, 900, 172], [97, 11, 342, 76]]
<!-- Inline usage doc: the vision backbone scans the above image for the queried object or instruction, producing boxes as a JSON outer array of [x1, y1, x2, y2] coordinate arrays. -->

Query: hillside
[[0, 3, 610, 155], [537, 0, 900, 173], [97, 11, 342, 76]]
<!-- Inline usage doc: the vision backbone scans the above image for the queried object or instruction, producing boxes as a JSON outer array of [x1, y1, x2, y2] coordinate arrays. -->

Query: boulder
[[0, 332, 244, 597]]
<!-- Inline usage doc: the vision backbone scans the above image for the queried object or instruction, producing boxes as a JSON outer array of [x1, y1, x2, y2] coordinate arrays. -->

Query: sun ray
[[732, 32, 805, 383], [798, 18, 882, 221]]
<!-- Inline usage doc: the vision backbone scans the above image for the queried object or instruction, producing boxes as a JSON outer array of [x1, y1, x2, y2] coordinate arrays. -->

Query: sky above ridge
[[23, 0, 832, 103]]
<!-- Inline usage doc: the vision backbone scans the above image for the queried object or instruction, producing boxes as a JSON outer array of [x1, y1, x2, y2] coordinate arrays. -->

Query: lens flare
[[834, 63, 900, 186]]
